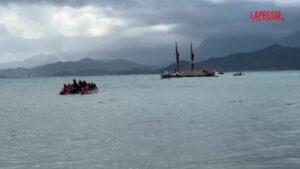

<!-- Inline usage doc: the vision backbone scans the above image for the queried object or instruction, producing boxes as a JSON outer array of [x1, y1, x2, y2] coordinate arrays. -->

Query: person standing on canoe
[[69, 79, 79, 93]]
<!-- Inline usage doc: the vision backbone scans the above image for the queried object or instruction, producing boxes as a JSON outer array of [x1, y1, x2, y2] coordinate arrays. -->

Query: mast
[[190, 42, 195, 72], [176, 42, 180, 72]]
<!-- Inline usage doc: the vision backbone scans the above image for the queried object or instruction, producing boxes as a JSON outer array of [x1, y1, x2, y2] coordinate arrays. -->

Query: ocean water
[[1, 71, 300, 169]]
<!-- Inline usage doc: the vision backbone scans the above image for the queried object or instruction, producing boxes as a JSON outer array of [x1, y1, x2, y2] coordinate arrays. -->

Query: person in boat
[[70, 79, 79, 93], [83, 80, 87, 86], [72, 79, 78, 88], [78, 80, 83, 88], [94, 83, 98, 91], [86, 82, 96, 91], [81, 83, 89, 94], [93, 83, 98, 90], [60, 84, 69, 95], [88, 83, 92, 90]]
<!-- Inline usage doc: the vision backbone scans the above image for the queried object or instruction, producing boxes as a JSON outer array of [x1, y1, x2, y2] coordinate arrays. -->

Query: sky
[[0, 0, 300, 64]]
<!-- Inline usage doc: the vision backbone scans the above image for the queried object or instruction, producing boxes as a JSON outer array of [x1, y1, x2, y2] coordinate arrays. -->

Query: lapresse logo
[[250, 10, 285, 21]]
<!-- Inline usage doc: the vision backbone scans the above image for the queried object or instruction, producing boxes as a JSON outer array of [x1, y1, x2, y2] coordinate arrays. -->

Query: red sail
[[176, 42, 180, 72], [190, 42, 195, 71]]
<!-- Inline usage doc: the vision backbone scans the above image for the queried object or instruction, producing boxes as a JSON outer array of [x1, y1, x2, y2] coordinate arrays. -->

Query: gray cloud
[[0, 0, 299, 64]]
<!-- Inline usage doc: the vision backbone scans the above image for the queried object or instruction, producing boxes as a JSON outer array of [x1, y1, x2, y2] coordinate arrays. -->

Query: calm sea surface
[[1, 71, 300, 169]]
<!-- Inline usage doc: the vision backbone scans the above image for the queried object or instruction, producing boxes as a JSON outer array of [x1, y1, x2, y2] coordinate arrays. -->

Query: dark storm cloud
[[89, 0, 300, 63], [28, 0, 297, 38], [113, 0, 300, 37], [1, 0, 299, 37], [0, 0, 130, 6], [0, 0, 300, 64]]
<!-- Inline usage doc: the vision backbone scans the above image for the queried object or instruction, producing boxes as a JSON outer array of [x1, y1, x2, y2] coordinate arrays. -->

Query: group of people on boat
[[60, 79, 98, 95]]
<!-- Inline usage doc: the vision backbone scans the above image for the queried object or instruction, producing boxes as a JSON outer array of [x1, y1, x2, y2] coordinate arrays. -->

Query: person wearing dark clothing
[[73, 79, 78, 88], [78, 80, 83, 88], [71, 79, 80, 93]]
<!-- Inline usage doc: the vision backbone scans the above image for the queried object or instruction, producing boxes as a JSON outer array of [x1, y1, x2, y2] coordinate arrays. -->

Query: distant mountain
[[195, 35, 274, 61], [277, 30, 300, 47], [0, 58, 155, 77], [3, 44, 300, 77], [161, 44, 300, 72], [0, 54, 60, 69], [195, 29, 300, 61]]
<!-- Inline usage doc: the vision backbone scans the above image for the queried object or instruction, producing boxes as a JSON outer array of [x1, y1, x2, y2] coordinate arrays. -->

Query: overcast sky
[[0, 0, 300, 64]]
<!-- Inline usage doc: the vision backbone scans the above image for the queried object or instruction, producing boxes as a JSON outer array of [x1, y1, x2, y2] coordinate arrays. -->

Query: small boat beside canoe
[[234, 72, 244, 76]]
